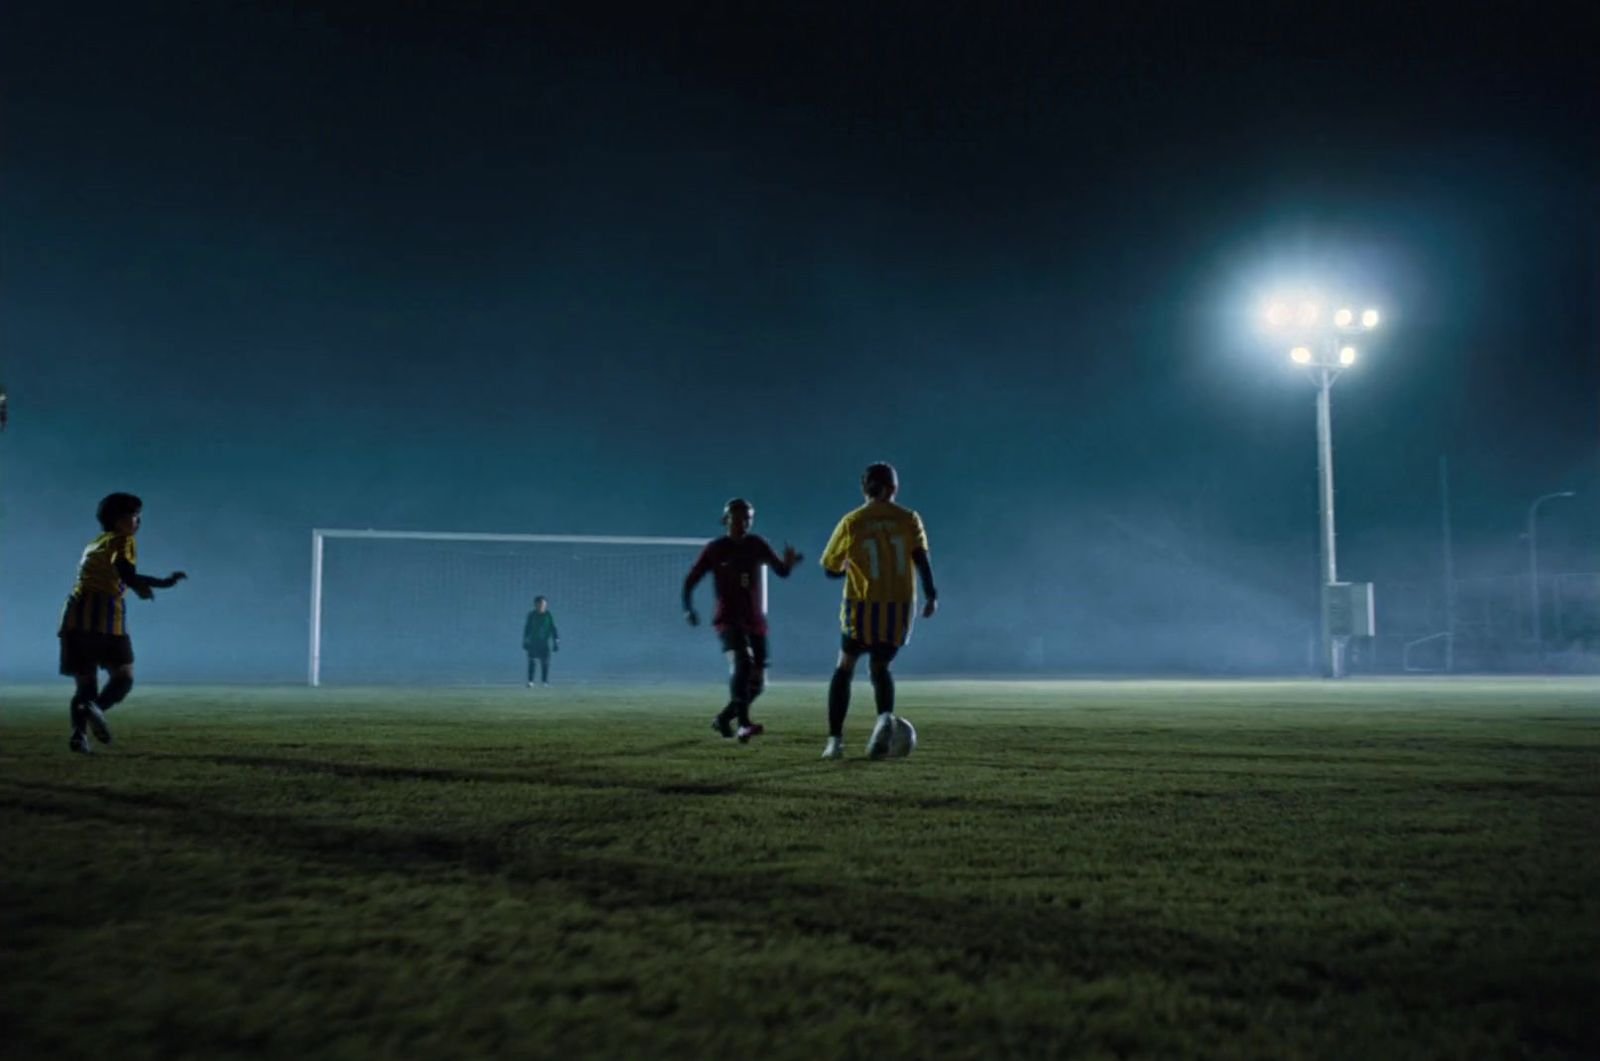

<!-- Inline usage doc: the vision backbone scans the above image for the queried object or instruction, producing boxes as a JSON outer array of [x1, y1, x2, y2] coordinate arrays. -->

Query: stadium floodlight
[[1263, 288, 1386, 678]]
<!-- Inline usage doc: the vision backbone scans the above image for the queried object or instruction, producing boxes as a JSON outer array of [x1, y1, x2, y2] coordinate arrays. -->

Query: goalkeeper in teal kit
[[522, 596, 560, 686]]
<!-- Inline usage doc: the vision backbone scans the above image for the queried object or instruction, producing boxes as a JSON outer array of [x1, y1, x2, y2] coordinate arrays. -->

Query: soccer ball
[[887, 716, 917, 758]]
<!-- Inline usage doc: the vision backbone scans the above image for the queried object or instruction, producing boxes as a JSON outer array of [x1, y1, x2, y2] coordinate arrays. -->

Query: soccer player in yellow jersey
[[58, 493, 186, 754], [818, 462, 938, 760]]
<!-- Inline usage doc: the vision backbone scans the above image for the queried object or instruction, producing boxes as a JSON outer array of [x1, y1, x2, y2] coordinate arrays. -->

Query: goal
[[308, 529, 709, 685]]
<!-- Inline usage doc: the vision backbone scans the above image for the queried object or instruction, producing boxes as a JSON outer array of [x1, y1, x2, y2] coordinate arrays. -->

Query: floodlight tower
[[1265, 299, 1381, 677]]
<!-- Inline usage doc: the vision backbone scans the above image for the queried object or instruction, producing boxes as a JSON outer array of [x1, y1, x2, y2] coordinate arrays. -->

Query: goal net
[[309, 530, 707, 685]]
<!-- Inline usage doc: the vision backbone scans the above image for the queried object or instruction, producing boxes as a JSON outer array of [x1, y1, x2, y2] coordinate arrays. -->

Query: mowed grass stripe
[[2, 679, 1597, 1059]]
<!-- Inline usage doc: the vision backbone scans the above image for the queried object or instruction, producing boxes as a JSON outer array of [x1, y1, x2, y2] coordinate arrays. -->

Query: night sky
[[2, 2, 1596, 680]]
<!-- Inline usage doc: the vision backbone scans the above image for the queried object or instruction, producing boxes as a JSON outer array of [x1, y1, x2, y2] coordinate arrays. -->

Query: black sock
[[729, 654, 753, 725], [736, 681, 761, 729], [870, 667, 895, 715], [97, 673, 133, 711], [828, 668, 852, 737]]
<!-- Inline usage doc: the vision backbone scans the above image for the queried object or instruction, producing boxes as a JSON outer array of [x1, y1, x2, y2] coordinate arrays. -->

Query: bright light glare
[[1361, 308, 1380, 328], [1339, 346, 1358, 365], [1334, 307, 1354, 327], [1298, 302, 1319, 325], [1291, 346, 1313, 364], [1264, 302, 1290, 328]]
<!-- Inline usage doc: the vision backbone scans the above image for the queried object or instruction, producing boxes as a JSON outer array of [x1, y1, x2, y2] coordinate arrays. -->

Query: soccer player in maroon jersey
[[682, 498, 802, 742]]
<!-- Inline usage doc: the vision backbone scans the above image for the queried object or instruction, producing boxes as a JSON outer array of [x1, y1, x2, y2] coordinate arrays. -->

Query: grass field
[[2, 678, 1597, 1059]]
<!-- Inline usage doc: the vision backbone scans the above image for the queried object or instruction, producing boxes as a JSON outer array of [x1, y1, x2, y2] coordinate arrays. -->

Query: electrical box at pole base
[[1325, 581, 1376, 638]]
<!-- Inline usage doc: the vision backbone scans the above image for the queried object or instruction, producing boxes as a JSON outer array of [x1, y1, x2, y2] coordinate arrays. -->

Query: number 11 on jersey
[[862, 535, 908, 579]]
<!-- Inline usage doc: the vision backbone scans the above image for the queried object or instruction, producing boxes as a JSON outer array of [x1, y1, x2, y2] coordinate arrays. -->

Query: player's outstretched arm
[[912, 549, 938, 618], [116, 559, 186, 597], [762, 538, 803, 577]]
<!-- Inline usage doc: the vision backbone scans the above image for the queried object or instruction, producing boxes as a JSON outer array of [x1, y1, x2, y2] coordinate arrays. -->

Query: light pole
[[1526, 490, 1575, 655], [1266, 299, 1380, 677]]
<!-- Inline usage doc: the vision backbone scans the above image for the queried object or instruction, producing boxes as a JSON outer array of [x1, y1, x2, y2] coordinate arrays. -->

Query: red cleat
[[736, 723, 764, 743]]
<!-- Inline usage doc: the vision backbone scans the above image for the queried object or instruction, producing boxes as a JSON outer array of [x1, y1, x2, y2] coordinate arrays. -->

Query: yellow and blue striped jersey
[[820, 499, 929, 645], [59, 532, 136, 636]]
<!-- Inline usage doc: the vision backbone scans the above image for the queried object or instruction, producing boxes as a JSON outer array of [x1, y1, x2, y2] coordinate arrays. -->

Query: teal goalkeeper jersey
[[523, 611, 559, 652]]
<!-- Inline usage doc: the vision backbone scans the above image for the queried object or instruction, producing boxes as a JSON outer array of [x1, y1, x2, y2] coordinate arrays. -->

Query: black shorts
[[841, 635, 899, 665], [59, 631, 134, 675], [718, 628, 769, 667]]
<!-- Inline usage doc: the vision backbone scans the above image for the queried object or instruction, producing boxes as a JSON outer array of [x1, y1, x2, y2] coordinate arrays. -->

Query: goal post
[[308, 528, 707, 686]]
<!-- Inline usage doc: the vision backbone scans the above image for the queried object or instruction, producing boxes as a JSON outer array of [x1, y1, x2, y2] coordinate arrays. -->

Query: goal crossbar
[[309, 528, 703, 686]]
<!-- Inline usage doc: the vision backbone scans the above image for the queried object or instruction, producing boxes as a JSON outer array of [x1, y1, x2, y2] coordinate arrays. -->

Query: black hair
[[722, 497, 754, 522], [96, 492, 143, 532], [534, 595, 548, 604], [862, 462, 898, 500]]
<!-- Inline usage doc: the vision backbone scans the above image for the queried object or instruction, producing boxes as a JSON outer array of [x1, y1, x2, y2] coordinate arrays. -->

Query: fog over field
[[2, 5, 1595, 683]]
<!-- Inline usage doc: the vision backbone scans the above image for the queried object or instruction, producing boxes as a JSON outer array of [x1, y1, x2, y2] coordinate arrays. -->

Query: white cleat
[[866, 712, 896, 759], [820, 736, 844, 760], [82, 702, 112, 745]]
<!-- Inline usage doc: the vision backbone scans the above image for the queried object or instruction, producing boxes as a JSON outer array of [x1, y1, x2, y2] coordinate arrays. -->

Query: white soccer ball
[[887, 716, 917, 758]]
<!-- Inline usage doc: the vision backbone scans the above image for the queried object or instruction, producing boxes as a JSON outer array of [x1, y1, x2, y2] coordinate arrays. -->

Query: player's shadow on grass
[[1, 775, 1192, 962], [8, 755, 1066, 827], [601, 737, 707, 757], [142, 751, 707, 792], [136, 750, 840, 796]]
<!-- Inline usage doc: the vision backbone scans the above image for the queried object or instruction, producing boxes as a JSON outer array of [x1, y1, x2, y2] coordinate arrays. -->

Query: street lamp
[[1527, 490, 1576, 655], [1263, 296, 1383, 677]]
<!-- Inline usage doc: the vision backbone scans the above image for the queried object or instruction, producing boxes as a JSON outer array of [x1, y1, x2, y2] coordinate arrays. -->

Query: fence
[[1370, 571, 1600, 672]]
